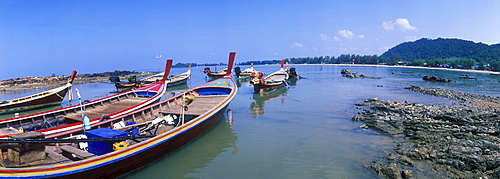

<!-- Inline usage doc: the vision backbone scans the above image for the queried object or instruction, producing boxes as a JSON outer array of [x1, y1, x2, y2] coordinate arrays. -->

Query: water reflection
[[125, 118, 238, 178], [250, 86, 287, 117], [235, 77, 250, 88]]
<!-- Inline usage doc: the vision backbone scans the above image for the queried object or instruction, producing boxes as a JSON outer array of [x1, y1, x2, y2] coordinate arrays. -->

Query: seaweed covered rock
[[353, 86, 500, 178], [422, 75, 452, 82]]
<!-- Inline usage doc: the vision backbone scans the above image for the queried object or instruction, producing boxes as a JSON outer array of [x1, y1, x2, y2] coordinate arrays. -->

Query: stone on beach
[[354, 86, 500, 178]]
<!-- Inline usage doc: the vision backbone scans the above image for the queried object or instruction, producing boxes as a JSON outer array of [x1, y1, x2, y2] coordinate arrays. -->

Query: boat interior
[[0, 88, 230, 169], [0, 92, 149, 133], [265, 73, 288, 84]]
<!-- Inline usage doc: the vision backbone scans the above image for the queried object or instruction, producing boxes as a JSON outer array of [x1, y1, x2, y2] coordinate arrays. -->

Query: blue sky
[[1, 0, 499, 80]]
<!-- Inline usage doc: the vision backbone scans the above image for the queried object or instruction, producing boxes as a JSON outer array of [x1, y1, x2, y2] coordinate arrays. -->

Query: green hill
[[381, 38, 500, 63]]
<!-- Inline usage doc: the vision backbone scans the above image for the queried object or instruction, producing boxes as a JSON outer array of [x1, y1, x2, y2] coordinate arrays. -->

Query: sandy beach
[[298, 63, 500, 75]]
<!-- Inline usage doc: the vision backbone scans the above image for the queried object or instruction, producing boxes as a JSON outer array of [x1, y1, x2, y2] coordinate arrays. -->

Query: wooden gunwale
[[0, 71, 77, 112], [0, 78, 236, 178], [0, 52, 237, 178], [0, 61, 172, 138]]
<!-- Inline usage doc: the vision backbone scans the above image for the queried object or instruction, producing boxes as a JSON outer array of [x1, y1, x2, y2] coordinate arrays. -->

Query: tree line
[[173, 38, 500, 71]]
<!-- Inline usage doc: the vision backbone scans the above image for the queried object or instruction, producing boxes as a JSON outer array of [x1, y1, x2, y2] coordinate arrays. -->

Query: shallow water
[[1, 65, 499, 178]]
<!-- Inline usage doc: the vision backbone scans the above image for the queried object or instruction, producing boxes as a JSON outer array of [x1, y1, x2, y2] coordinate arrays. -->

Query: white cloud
[[383, 18, 417, 31], [320, 34, 340, 41], [337, 30, 364, 39], [273, 52, 279, 55], [339, 47, 357, 51], [290, 42, 304, 49]]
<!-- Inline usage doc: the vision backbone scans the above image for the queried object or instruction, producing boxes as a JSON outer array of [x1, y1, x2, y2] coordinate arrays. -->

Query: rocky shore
[[0, 71, 155, 92], [353, 86, 500, 178], [340, 69, 381, 79]]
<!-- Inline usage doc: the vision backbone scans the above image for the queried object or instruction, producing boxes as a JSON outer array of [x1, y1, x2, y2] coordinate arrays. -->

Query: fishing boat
[[141, 64, 191, 86], [0, 60, 173, 139], [203, 67, 227, 79], [112, 65, 191, 92], [0, 71, 77, 115], [250, 60, 289, 93], [237, 63, 256, 78], [0, 52, 237, 178]]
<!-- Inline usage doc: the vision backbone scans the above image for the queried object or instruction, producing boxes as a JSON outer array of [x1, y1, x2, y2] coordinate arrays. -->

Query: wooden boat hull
[[253, 81, 285, 93], [0, 88, 69, 114], [251, 60, 289, 93], [0, 61, 172, 138], [0, 52, 238, 178], [207, 73, 225, 78], [114, 69, 190, 92], [0, 71, 77, 115], [166, 74, 189, 87], [0, 105, 228, 179]]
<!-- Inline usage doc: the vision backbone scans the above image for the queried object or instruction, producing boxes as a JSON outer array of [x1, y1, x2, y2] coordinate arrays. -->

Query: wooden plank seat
[[46, 149, 71, 163], [159, 95, 227, 116], [60, 145, 95, 159], [63, 97, 149, 121]]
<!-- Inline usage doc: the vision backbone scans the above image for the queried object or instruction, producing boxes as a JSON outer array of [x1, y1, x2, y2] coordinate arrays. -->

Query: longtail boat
[[0, 52, 237, 178], [0, 71, 77, 115], [235, 63, 256, 79], [143, 64, 191, 86], [0, 60, 173, 139], [250, 60, 289, 93], [113, 64, 191, 92], [203, 66, 227, 79]]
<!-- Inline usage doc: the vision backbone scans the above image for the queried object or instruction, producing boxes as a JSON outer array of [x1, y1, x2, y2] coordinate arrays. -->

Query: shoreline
[[0, 71, 154, 92], [292, 63, 500, 74]]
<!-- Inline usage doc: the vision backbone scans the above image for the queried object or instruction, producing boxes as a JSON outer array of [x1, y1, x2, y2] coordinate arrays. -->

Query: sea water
[[1, 65, 500, 178]]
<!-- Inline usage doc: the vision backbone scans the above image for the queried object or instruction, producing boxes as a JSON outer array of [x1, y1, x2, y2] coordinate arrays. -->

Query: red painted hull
[[0, 88, 69, 111], [0, 71, 77, 114]]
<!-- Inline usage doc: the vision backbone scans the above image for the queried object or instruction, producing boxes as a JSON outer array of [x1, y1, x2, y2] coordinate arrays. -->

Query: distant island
[[175, 38, 500, 72]]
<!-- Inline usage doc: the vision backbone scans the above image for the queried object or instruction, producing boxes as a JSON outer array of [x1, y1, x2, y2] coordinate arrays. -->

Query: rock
[[422, 75, 452, 83], [401, 170, 413, 178], [340, 69, 351, 74], [354, 86, 500, 178]]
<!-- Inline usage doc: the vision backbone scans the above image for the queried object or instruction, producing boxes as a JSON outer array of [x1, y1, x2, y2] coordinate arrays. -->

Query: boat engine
[[109, 76, 120, 83], [234, 67, 241, 77]]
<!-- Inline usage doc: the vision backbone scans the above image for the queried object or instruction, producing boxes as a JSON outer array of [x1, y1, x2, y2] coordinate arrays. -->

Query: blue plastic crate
[[86, 128, 127, 155]]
